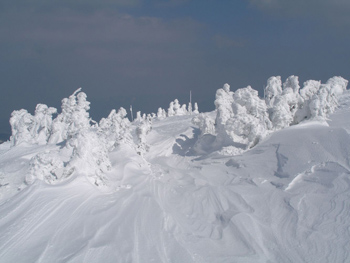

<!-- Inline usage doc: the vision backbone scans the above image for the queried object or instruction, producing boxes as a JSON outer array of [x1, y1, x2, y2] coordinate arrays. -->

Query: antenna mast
[[190, 90, 192, 105]]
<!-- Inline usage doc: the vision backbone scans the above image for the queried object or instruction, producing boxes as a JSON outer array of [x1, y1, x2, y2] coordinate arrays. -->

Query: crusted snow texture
[[26, 151, 65, 185]]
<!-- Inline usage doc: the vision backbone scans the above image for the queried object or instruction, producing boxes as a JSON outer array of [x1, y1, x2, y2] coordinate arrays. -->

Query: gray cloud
[[213, 35, 246, 49], [0, 7, 210, 135], [248, 0, 350, 27]]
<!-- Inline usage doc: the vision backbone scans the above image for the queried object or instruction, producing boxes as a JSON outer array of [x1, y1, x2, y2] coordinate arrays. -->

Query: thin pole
[[130, 105, 134, 122]]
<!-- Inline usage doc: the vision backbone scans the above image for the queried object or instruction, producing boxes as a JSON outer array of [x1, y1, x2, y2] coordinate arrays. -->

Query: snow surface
[[1, 92, 350, 262]]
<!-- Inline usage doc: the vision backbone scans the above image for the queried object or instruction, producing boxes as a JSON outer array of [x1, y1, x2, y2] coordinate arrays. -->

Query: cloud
[[213, 35, 245, 49], [153, 0, 190, 8], [0, 9, 201, 59], [0, 7, 209, 129], [248, 0, 350, 27], [1, 0, 141, 8]]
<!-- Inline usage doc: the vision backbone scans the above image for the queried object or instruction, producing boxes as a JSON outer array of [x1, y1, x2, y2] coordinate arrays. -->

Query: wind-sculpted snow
[[0, 81, 350, 262], [190, 76, 348, 157]]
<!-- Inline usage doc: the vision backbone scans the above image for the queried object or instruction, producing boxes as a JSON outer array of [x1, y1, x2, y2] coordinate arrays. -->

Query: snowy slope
[[1, 93, 350, 262]]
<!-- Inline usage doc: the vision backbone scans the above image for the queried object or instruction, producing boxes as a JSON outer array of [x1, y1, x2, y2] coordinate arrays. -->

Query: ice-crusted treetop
[[308, 76, 348, 119], [49, 88, 91, 143], [325, 76, 348, 96], [265, 76, 282, 108], [215, 83, 234, 125], [300, 80, 321, 101], [283, 75, 300, 94], [9, 104, 57, 146], [99, 107, 132, 151]]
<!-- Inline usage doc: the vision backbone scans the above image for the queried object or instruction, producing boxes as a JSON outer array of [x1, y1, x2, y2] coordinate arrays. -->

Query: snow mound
[[0, 84, 350, 262]]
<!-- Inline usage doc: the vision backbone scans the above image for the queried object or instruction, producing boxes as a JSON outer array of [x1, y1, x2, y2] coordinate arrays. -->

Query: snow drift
[[0, 76, 349, 262]]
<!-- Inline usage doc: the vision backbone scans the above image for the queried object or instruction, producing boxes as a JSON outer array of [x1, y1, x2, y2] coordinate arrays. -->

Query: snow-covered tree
[[265, 76, 282, 108], [168, 101, 175, 117], [157, 107, 167, 119], [67, 129, 111, 186], [99, 107, 132, 151], [193, 103, 199, 114], [173, 99, 181, 115], [136, 116, 152, 155], [26, 151, 65, 185], [294, 80, 322, 123], [214, 83, 234, 144], [178, 104, 188, 115], [192, 113, 215, 136], [31, 104, 57, 144], [9, 104, 57, 146], [268, 76, 303, 129], [225, 86, 271, 148], [9, 109, 35, 146], [49, 89, 91, 143], [188, 102, 193, 115], [309, 76, 348, 119], [300, 80, 321, 101], [135, 111, 142, 122], [269, 96, 293, 130]]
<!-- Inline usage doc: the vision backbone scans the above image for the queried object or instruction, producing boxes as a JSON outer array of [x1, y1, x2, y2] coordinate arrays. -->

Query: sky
[[1, 0, 350, 137]]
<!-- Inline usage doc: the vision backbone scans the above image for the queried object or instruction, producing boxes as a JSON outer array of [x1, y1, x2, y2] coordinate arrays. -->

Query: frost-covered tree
[[178, 104, 188, 115], [269, 96, 293, 130], [300, 80, 321, 101], [295, 80, 322, 123], [193, 103, 199, 114], [192, 113, 215, 136], [309, 76, 348, 119], [135, 111, 143, 122], [188, 102, 193, 115], [26, 152, 65, 185], [67, 129, 111, 186], [9, 109, 35, 146], [32, 104, 57, 144], [157, 107, 167, 119], [214, 83, 234, 144], [99, 107, 132, 151], [167, 101, 175, 117], [49, 89, 91, 143], [136, 116, 152, 155], [9, 104, 57, 146], [268, 76, 303, 129], [282, 75, 303, 116], [265, 76, 282, 108], [225, 86, 271, 148], [191, 113, 216, 154], [173, 99, 181, 115]]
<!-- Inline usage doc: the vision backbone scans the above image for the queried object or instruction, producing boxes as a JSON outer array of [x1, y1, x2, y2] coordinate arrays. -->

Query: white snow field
[[1, 87, 350, 262]]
